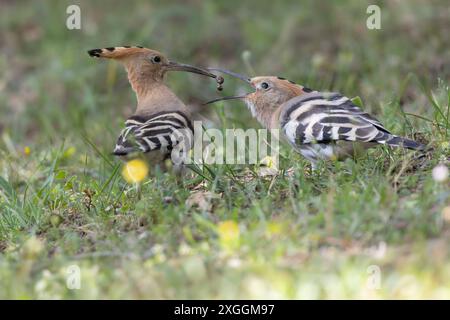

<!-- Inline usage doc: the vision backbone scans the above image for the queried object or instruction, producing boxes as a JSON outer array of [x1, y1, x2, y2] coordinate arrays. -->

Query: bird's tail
[[87, 46, 148, 59], [382, 134, 427, 151]]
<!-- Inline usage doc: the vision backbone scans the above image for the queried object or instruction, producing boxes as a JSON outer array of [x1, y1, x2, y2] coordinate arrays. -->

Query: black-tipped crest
[[87, 48, 102, 57], [87, 46, 149, 59]]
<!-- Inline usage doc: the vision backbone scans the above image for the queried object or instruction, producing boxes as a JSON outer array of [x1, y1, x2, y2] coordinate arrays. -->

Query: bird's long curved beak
[[204, 68, 253, 105], [207, 68, 252, 84], [165, 61, 219, 79], [204, 94, 248, 105]]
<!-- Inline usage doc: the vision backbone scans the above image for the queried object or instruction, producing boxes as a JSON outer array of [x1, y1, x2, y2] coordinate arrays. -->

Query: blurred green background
[[0, 0, 449, 299], [1, 0, 448, 145]]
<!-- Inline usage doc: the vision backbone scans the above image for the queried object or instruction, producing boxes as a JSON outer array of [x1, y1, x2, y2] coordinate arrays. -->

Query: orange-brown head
[[88, 46, 221, 98], [206, 69, 314, 128]]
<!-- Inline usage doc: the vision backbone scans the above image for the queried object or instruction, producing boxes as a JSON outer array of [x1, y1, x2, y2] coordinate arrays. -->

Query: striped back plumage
[[280, 92, 426, 155], [114, 111, 193, 158]]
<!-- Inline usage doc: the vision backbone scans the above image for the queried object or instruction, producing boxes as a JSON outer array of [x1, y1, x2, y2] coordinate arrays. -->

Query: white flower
[[432, 164, 449, 182]]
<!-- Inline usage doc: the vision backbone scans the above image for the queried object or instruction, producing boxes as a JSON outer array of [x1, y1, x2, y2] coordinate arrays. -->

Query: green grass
[[0, 0, 449, 299]]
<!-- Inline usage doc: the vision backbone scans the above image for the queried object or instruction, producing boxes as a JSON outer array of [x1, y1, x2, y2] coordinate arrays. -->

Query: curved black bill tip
[[166, 61, 220, 80], [207, 68, 251, 84], [87, 48, 102, 57], [203, 94, 247, 105]]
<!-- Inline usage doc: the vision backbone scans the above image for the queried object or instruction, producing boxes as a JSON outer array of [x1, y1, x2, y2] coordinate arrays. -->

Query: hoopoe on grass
[[206, 68, 426, 167], [88, 46, 223, 171]]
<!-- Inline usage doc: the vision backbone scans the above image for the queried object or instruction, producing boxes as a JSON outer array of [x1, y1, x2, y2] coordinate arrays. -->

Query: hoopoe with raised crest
[[88, 46, 223, 170], [206, 68, 425, 167]]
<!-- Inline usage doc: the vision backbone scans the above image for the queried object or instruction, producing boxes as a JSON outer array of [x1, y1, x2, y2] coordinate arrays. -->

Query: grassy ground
[[0, 0, 449, 299]]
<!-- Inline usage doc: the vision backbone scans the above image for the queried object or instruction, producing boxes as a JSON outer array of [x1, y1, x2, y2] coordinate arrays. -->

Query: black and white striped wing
[[113, 111, 193, 156], [280, 92, 392, 146]]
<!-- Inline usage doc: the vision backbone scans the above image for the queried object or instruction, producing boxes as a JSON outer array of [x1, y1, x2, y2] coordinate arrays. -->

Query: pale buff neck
[[246, 100, 281, 130], [135, 82, 189, 117], [125, 64, 162, 102]]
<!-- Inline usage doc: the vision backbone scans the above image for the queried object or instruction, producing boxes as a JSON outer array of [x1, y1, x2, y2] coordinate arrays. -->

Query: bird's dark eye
[[152, 56, 161, 63], [261, 82, 269, 90]]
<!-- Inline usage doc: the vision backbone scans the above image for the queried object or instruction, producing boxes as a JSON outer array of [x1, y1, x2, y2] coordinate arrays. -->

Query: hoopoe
[[88, 46, 223, 169], [206, 68, 425, 166]]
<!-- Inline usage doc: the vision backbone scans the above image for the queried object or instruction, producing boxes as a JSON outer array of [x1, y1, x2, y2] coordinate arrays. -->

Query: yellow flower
[[266, 221, 283, 237], [122, 159, 149, 184], [24, 146, 31, 156], [217, 220, 240, 251], [64, 146, 76, 158], [22, 236, 44, 260], [441, 141, 450, 151], [260, 156, 277, 169], [259, 156, 279, 176]]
